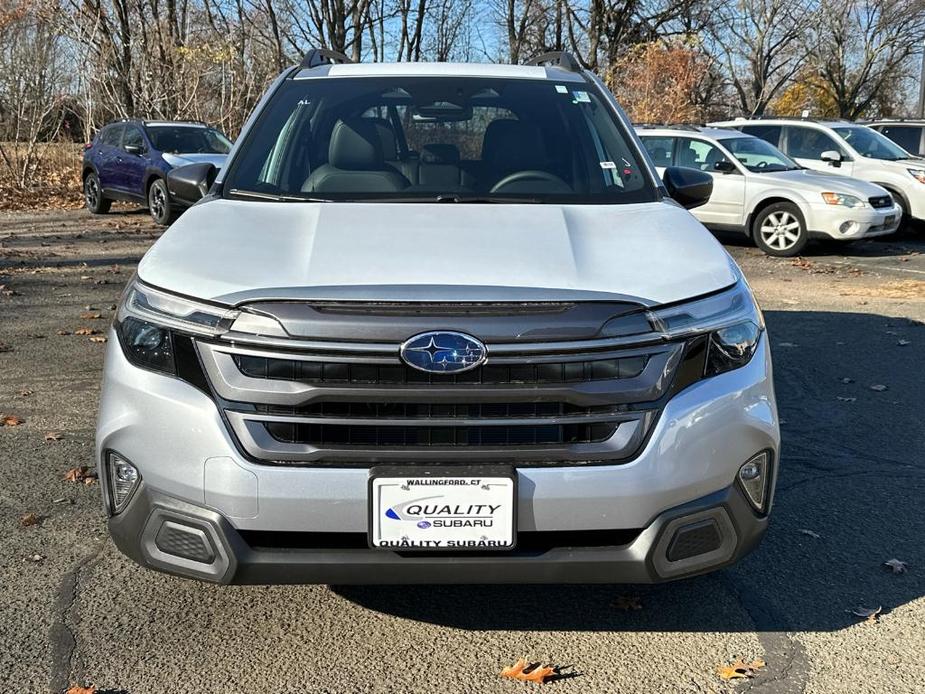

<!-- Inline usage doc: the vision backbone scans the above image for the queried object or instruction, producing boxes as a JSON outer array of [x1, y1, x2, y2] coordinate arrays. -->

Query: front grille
[[869, 195, 893, 209], [234, 354, 648, 385], [197, 327, 689, 465]]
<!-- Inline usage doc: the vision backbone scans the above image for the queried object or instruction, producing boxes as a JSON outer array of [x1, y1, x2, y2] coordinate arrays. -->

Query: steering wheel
[[490, 170, 570, 194]]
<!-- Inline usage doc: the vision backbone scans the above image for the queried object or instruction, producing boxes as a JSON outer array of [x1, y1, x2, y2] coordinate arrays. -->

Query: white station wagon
[[638, 126, 900, 256]]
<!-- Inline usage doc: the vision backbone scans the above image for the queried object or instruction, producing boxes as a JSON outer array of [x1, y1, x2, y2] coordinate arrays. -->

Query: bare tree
[[811, 0, 925, 118], [707, 0, 812, 116]]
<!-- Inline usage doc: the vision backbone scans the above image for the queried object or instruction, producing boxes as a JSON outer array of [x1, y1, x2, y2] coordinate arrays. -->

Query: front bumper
[[108, 481, 768, 584], [807, 202, 901, 240], [97, 331, 779, 584]]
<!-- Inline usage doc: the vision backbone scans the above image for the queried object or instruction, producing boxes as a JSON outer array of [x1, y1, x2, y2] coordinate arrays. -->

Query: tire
[[83, 172, 111, 214], [889, 192, 913, 234], [752, 202, 809, 257], [147, 178, 175, 226]]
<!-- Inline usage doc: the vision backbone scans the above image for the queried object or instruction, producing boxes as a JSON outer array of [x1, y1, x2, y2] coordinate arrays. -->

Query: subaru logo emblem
[[400, 331, 487, 374]]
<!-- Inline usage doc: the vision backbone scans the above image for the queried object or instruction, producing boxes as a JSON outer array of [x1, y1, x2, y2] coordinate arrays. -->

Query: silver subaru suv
[[96, 50, 779, 584]]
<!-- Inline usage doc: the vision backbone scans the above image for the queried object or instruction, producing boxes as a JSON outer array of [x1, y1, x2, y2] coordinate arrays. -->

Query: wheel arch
[[747, 196, 806, 237]]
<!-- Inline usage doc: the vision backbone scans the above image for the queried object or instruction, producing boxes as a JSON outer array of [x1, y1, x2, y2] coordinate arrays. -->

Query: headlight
[[649, 279, 764, 377], [115, 279, 289, 374], [821, 192, 865, 207], [907, 168, 925, 184]]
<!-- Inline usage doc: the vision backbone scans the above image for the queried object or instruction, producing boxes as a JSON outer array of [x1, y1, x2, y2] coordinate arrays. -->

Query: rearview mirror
[[663, 166, 713, 209], [166, 162, 217, 205], [713, 160, 737, 173], [821, 150, 842, 166]]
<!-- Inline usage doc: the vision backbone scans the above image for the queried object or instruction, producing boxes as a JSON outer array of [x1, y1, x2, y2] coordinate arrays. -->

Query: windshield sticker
[[555, 84, 568, 94], [573, 90, 591, 103]]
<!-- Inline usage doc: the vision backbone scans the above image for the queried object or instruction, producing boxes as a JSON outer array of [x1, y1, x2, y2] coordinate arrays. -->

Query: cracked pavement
[[1, 209, 924, 693]]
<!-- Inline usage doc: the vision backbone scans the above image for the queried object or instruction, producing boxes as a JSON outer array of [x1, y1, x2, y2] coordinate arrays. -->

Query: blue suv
[[82, 120, 232, 225]]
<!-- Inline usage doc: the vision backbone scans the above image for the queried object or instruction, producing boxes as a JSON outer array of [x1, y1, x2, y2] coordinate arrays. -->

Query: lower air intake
[[666, 519, 722, 562], [154, 521, 216, 564]]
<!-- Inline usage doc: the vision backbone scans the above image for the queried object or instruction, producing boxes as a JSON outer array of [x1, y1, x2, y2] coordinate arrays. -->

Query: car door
[[674, 137, 746, 228], [118, 124, 148, 198], [95, 124, 124, 191], [783, 125, 855, 176]]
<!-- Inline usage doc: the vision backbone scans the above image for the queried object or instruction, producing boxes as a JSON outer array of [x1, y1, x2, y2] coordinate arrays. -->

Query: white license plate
[[369, 467, 516, 551]]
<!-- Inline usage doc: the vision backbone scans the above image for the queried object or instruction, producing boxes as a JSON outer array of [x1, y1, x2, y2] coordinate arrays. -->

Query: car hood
[[757, 168, 889, 196], [164, 153, 228, 169], [137, 199, 739, 307]]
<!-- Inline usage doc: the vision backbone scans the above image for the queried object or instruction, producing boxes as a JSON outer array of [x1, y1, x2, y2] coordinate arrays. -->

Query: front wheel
[[753, 202, 808, 257], [84, 173, 111, 214], [148, 178, 175, 226]]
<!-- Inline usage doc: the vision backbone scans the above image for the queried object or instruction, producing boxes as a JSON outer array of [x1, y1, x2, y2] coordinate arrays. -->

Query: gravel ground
[[1, 209, 924, 694]]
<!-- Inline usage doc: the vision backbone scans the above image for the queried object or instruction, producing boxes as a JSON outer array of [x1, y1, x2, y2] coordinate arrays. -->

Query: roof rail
[[525, 50, 582, 72], [300, 48, 354, 69], [633, 123, 703, 131]]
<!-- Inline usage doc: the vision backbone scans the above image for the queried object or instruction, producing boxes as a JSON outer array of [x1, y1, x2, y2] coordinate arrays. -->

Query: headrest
[[421, 144, 460, 165], [328, 118, 386, 170], [481, 119, 547, 172]]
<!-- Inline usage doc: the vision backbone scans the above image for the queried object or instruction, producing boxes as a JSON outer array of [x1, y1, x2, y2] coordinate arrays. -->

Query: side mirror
[[663, 166, 713, 209], [124, 144, 145, 156], [821, 150, 842, 166], [167, 162, 218, 205], [713, 160, 737, 174]]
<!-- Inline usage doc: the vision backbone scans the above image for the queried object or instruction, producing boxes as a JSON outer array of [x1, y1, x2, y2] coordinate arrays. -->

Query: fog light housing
[[737, 451, 771, 513], [107, 451, 140, 514], [838, 220, 859, 235]]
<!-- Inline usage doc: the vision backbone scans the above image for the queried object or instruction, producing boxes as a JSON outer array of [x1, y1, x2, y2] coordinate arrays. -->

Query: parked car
[[97, 49, 779, 585], [82, 120, 232, 225], [711, 118, 925, 225], [637, 125, 900, 256], [867, 120, 925, 157]]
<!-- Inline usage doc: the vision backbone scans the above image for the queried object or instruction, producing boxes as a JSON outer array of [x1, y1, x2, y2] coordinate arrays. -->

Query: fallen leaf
[[836, 396, 856, 403], [66, 686, 96, 694], [897, 339, 910, 346], [44, 431, 63, 442], [74, 327, 100, 336], [717, 658, 766, 681], [798, 528, 821, 539], [19, 512, 40, 527], [883, 559, 908, 574], [17, 388, 33, 397], [841, 377, 854, 384], [79, 311, 102, 320], [89, 335, 108, 343], [64, 466, 95, 483], [612, 594, 643, 610], [869, 384, 889, 392], [25, 554, 44, 563], [56, 329, 71, 335], [500, 658, 557, 684], [1, 414, 25, 426], [849, 605, 882, 623]]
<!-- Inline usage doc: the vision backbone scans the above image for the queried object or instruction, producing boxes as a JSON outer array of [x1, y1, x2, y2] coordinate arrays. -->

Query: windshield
[[147, 126, 232, 155], [833, 126, 909, 160], [722, 136, 800, 172], [222, 76, 656, 204]]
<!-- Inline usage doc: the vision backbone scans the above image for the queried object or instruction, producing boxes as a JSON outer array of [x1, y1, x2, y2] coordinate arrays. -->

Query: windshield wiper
[[433, 194, 545, 204], [229, 188, 331, 202]]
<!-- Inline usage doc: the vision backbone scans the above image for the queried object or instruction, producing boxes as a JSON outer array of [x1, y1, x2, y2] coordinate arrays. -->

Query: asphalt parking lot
[[1, 209, 924, 693]]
